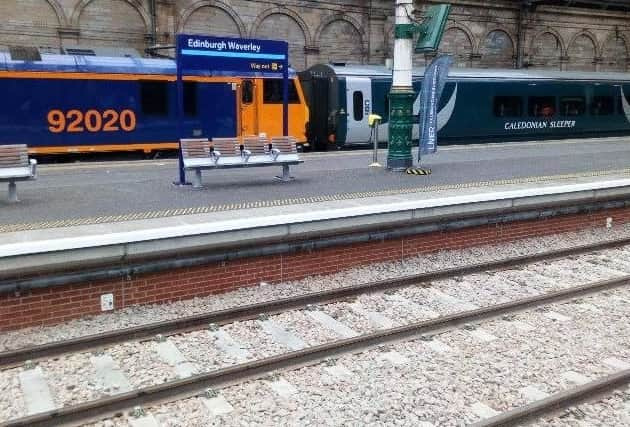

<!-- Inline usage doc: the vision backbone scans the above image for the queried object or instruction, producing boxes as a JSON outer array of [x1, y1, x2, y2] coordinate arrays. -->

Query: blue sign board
[[174, 34, 289, 185], [177, 34, 288, 76]]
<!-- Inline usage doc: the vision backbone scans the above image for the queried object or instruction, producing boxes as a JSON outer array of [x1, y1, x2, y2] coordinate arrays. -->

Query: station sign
[[174, 34, 290, 185], [176, 34, 288, 76]]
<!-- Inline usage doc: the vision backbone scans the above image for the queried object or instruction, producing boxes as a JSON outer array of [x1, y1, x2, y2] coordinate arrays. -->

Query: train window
[[242, 80, 254, 104], [493, 96, 522, 117], [559, 97, 585, 116], [140, 81, 168, 116], [591, 96, 614, 115], [528, 96, 556, 118], [353, 91, 364, 121], [263, 79, 299, 104], [184, 82, 197, 117]]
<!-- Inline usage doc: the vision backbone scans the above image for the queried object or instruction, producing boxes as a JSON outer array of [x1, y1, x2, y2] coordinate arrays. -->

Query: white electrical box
[[100, 293, 114, 311]]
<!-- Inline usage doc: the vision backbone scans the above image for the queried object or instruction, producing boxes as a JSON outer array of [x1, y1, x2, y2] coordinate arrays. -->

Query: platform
[[2, 137, 630, 229], [2, 137, 630, 330], [1, 137, 630, 278]]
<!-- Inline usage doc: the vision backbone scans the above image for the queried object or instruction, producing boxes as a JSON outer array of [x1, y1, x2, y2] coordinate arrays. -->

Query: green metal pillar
[[387, 0, 415, 171], [387, 87, 415, 171]]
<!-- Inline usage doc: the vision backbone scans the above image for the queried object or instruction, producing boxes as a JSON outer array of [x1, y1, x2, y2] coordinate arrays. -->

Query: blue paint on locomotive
[[0, 53, 298, 149]]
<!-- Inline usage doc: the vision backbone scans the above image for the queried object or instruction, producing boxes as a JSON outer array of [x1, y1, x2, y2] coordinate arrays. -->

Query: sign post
[[174, 34, 289, 185]]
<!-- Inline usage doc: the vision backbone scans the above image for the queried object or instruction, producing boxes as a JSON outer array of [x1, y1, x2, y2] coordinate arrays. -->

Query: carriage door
[[346, 77, 372, 144], [239, 79, 259, 136]]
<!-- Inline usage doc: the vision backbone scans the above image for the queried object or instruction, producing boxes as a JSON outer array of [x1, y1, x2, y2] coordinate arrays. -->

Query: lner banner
[[177, 34, 288, 75]]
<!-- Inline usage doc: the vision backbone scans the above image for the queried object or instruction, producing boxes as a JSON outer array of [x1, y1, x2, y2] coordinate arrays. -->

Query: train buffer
[[180, 136, 303, 188], [0, 144, 37, 203]]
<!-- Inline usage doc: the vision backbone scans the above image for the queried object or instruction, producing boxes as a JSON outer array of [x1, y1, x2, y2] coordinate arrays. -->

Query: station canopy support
[[386, 2, 451, 172]]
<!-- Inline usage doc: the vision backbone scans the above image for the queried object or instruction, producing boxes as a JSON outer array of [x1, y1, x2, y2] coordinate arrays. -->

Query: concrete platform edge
[[2, 179, 630, 278]]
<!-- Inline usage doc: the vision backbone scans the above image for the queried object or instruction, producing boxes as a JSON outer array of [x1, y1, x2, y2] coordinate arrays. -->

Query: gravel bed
[[0, 368, 26, 422], [221, 320, 287, 359], [1, 226, 628, 351], [169, 330, 236, 374], [38, 353, 100, 407], [108, 341, 177, 389], [267, 310, 341, 346], [82, 279, 630, 426]]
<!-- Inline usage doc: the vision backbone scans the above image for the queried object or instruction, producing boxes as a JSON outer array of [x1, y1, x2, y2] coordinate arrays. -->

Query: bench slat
[[0, 144, 29, 167]]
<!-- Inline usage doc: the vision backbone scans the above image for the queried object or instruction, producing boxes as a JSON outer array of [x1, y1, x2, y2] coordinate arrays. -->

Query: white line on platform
[[18, 367, 56, 415], [349, 302, 396, 329], [90, 354, 133, 394], [259, 319, 307, 351], [129, 415, 160, 427], [202, 395, 234, 416], [306, 310, 358, 338], [208, 329, 251, 362], [8, 177, 630, 258], [155, 340, 198, 378]]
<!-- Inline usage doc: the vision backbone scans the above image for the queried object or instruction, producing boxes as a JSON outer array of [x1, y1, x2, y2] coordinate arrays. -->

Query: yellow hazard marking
[[406, 167, 432, 176], [2, 168, 630, 234]]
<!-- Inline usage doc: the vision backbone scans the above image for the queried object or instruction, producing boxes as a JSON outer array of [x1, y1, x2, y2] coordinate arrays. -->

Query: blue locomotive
[[0, 53, 308, 154]]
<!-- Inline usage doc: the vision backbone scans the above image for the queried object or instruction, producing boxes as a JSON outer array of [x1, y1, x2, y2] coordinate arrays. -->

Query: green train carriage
[[299, 64, 630, 150]]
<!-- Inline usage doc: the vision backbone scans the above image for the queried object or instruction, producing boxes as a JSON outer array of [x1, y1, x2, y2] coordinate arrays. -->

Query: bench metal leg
[[275, 164, 294, 182], [192, 170, 203, 189], [8, 181, 18, 203]]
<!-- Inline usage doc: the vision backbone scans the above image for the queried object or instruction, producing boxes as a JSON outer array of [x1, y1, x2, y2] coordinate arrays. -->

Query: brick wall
[[1, 206, 629, 331]]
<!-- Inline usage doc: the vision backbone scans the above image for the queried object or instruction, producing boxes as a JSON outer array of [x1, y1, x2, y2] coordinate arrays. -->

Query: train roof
[[0, 53, 297, 78], [314, 63, 630, 82]]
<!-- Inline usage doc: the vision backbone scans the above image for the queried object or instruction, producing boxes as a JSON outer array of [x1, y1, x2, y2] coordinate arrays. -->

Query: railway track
[[2, 239, 630, 426]]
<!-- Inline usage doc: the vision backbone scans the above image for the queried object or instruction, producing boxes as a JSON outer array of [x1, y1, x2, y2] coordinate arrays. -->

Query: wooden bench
[[0, 144, 37, 202], [181, 136, 303, 188]]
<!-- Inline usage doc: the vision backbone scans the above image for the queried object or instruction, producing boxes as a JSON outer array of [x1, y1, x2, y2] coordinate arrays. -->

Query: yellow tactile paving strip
[[2, 168, 630, 234]]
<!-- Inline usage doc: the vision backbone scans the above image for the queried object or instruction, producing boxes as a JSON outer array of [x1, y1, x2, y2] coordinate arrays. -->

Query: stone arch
[[529, 30, 563, 70], [71, 0, 150, 29], [44, 0, 67, 26], [0, 0, 64, 50], [438, 24, 474, 68], [72, 0, 149, 52], [529, 28, 566, 56], [178, 0, 246, 36], [250, 7, 311, 45], [316, 15, 366, 64], [601, 33, 628, 72], [251, 8, 308, 70], [479, 28, 515, 68], [315, 14, 366, 46], [567, 31, 598, 71]]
